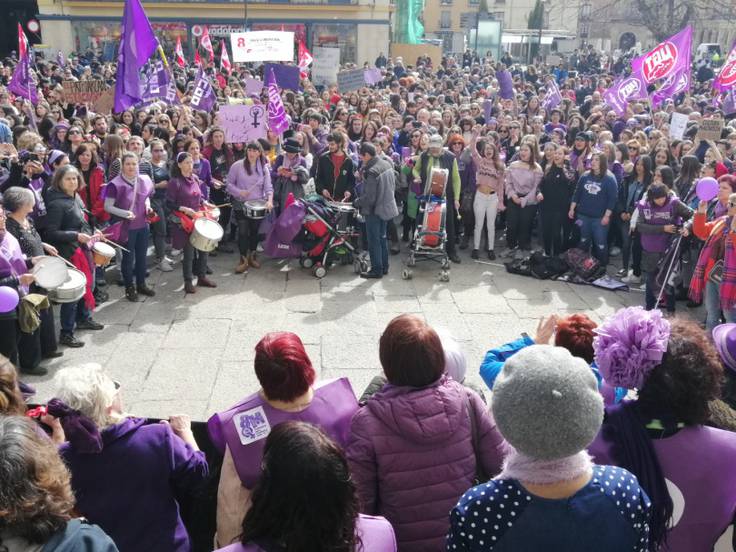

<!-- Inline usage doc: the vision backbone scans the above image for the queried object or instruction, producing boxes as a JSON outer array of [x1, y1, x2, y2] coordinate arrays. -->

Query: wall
[[357, 23, 390, 66], [390, 43, 442, 67], [40, 19, 75, 55]]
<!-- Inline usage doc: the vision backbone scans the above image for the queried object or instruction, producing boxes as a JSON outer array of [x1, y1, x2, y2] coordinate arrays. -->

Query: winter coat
[[345, 375, 507, 552], [41, 187, 90, 260], [355, 156, 399, 221]]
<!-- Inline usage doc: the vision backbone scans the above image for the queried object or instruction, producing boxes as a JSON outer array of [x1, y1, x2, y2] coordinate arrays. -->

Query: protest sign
[[230, 31, 293, 63], [364, 67, 382, 85], [92, 87, 115, 114], [62, 80, 108, 104], [337, 69, 365, 92], [312, 47, 340, 87], [216, 104, 268, 143], [669, 112, 688, 140], [245, 77, 263, 96], [263, 63, 300, 91], [697, 118, 724, 142]]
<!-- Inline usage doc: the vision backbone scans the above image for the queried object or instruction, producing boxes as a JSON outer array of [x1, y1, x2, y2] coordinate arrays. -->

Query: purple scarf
[[47, 398, 103, 454]]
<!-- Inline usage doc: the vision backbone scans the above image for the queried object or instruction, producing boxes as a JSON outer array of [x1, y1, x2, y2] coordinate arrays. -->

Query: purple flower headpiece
[[593, 306, 671, 389]]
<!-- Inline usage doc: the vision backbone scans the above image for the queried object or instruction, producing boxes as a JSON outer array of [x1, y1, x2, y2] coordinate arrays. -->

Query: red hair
[[554, 314, 598, 364], [718, 173, 736, 190], [379, 314, 445, 387], [254, 332, 316, 402]]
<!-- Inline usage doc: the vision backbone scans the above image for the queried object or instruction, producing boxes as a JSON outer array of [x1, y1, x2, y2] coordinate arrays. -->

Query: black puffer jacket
[[41, 188, 90, 260]]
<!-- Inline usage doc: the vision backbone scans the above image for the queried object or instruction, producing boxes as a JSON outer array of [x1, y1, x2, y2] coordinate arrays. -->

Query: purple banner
[[603, 74, 648, 117], [263, 63, 300, 91], [140, 53, 178, 106], [631, 26, 692, 85], [724, 90, 736, 116], [266, 67, 290, 135], [244, 77, 263, 97], [496, 70, 514, 100], [651, 68, 690, 108], [540, 77, 562, 111], [714, 43, 736, 93], [189, 67, 217, 113], [364, 67, 383, 85], [8, 55, 38, 104]]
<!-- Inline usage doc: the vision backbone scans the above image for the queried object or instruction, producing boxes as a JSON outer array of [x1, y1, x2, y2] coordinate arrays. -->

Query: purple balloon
[[696, 177, 719, 202], [0, 286, 19, 313]]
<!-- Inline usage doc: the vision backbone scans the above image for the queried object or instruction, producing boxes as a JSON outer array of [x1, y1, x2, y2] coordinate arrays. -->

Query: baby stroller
[[297, 198, 367, 279], [402, 168, 451, 282]]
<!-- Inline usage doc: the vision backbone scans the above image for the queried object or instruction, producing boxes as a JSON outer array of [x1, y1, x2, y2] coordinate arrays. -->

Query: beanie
[[491, 344, 603, 461]]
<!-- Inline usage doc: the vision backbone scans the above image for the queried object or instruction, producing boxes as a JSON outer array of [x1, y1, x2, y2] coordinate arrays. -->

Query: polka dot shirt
[[447, 465, 651, 551]]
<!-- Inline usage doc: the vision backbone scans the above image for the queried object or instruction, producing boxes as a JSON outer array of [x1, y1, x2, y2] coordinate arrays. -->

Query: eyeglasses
[[68, 130, 81, 135], [451, 142, 463, 147], [499, 129, 509, 133], [629, 146, 639, 151]]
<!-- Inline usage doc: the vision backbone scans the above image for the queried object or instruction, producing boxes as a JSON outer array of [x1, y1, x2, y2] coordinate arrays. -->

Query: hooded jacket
[[345, 376, 507, 552]]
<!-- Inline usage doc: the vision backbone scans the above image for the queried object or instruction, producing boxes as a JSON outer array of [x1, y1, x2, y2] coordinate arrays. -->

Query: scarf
[[70, 247, 95, 310], [47, 398, 103, 454], [498, 446, 593, 485], [689, 216, 736, 310]]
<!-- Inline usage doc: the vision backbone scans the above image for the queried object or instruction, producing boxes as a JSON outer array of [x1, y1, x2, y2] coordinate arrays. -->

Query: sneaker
[[621, 271, 641, 284], [137, 284, 156, 297], [76, 319, 104, 331], [449, 254, 461, 264], [157, 259, 173, 272], [390, 244, 400, 255], [471, 249, 479, 259], [488, 250, 496, 260], [610, 246, 621, 257], [170, 248, 182, 257], [256, 243, 264, 253], [59, 333, 84, 348], [93, 289, 109, 304], [20, 364, 48, 376], [616, 267, 628, 277], [125, 286, 139, 302], [42, 350, 64, 359]]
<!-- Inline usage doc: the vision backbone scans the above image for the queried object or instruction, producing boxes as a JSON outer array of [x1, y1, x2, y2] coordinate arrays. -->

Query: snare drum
[[189, 218, 224, 252], [92, 242, 116, 267], [48, 268, 87, 304], [244, 200, 268, 220], [32, 256, 68, 289]]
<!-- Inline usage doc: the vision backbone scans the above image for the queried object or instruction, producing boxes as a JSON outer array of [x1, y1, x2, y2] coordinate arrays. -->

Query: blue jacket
[[573, 171, 619, 218]]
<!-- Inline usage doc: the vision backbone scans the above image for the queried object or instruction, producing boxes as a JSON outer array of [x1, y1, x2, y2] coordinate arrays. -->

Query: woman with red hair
[[207, 331, 359, 547]]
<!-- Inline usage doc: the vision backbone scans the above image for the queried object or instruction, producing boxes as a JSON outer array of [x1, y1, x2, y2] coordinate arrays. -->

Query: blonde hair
[[16, 131, 43, 152], [53, 364, 121, 428]]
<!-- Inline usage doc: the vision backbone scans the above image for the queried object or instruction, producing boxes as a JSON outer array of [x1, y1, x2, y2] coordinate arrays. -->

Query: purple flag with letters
[[189, 67, 217, 113], [724, 90, 736, 116], [114, 0, 160, 113], [651, 68, 690, 108], [496, 70, 514, 100], [263, 63, 300, 91], [140, 50, 179, 106], [8, 55, 38, 105], [266, 67, 289, 135], [603, 74, 648, 117], [631, 26, 692, 85], [541, 77, 562, 111], [714, 42, 736, 93]]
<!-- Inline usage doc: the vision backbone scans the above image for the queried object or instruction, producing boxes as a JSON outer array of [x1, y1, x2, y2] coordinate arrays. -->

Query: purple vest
[[207, 378, 358, 488], [28, 177, 46, 220], [637, 196, 678, 253], [589, 424, 736, 551], [0, 232, 29, 294], [215, 514, 397, 552], [105, 175, 154, 242]]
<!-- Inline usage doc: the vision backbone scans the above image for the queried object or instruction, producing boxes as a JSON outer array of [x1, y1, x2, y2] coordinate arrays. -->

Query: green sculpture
[[395, 0, 425, 44]]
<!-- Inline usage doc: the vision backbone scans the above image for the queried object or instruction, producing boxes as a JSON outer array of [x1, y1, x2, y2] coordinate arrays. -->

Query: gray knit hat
[[491, 344, 604, 460]]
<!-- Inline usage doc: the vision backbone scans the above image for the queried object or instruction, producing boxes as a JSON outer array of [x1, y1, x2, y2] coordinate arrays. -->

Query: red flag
[[220, 39, 232, 75], [17, 23, 28, 60], [175, 36, 186, 68], [194, 49, 202, 67], [297, 40, 313, 80], [200, 26, 214, 62]]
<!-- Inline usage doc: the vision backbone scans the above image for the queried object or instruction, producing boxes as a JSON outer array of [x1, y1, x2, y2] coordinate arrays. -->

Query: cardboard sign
[[216, 104, 268, 143], [669, 112, 688, 140], [312, 47, 340, 87], [92, 87, 115, 114], [337, 69, 365, 92], [244, 77, 263, 97], [62, 80, 108, 104], [697, 118, 724, 142], [230, 31, 294, 63]]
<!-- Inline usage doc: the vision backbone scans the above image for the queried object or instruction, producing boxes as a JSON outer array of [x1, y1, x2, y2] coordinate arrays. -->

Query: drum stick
[[56, 256, 78, 271], [102, 237, 131, 253], [212, 203, 231, 209]]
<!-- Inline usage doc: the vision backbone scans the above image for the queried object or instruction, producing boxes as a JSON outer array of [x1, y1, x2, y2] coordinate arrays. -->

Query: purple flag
[[114, 0, 160, 113], [263, 63, 300, 91], [541, 77, 562, 111], [603, 74, 648, 117], [189, 67, 217, 112], [364, 67, 382, 85], [56, 51, 66, 68], [496, 70, 514, 100], [244, 77, 263, 97], [140, 50, 179, 106], [714, 43, 736, 93], [631, 26, 692, 85], [266, 67, 289, 135], [8, 55, 38, 105], [724, 90, 736, 116], [651, 68, 690, 108]]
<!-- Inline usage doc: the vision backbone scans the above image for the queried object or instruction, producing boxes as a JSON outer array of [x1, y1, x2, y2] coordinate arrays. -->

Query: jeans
[[150, 197, 167, 261], [578, 214, 609, 265], [473, 191, 498, 251], [122, 226, 149, 287], [705, 280, 736, 331], [183, 241, 208, 281], [365, 214, 388, 275], [505, 201, 536, 250], [645, 270, 675, 312], [60, 298, 91, 336]]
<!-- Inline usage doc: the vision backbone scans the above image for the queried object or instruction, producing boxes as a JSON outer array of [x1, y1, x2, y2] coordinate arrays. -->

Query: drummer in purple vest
[[634, 182, 692, 314], [588, 306, 736, 551], [207, 331, 359, 547], [103, 152, 155, 303], [215, 421, 396, 552]]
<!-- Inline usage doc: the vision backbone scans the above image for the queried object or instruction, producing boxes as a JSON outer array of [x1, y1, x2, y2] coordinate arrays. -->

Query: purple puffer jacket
[[346, 375, 507, 552]]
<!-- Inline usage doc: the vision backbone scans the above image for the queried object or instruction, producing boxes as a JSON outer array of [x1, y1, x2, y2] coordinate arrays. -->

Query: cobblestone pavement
[[23, 245, 703, 421]]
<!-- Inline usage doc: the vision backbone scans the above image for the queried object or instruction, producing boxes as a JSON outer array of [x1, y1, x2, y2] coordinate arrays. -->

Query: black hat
[[575, 132, 592, 142], [283, 138, 301, 154]]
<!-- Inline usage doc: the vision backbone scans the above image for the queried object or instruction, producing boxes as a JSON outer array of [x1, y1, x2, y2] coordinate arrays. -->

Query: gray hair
[[53, 364, 121, 428], [2, 186, 35, 213]]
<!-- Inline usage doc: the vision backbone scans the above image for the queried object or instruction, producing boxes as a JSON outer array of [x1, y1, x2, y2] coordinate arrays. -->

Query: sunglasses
[[629, 146, 639, 151], [69, 130, 81, 135], [499, 128, 509, 133], [730, 202, 736, 208]]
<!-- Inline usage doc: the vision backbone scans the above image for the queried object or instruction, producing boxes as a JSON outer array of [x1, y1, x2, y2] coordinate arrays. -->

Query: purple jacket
[[589, 423, 736, 551], [346, 375, 507, 552], [60, 417, 209, 552]]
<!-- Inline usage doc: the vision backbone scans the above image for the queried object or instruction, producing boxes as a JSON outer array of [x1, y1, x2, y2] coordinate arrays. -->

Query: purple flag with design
[[140, 51, 179, 106], [264, 63, 300, 92], [714, 43, 736, 93], [8, 55, 38, 105], [56, 51, 65, 68], [631, 26, 692, 85], [603, 74, 648, 117], [189, 67, 217, 112], [266, 67, 289, 135], [724, 90, 736, 116], [651, 68, 690, 108], [114, 0, 160, 113], [496, 70, 514, 100], [541, 78, 562, 111]]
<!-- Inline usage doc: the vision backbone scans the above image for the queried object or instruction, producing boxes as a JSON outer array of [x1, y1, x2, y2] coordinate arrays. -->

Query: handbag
[[708, 259, 724, 284]]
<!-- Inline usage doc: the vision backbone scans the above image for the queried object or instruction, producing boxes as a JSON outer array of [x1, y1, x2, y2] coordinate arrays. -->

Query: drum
[[92, 242, 116, 267], [327, 201, 355, 214], [429, 167, 448, 197], [208, 207, 221, 221], [32, 256, 68, 289], [48, 268, 87, 304], [245, 200, 268, 220], [189, 218, 224, 252], [421, 203, 446, 248]]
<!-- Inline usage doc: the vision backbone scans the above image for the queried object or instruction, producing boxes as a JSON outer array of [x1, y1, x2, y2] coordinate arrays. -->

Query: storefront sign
[[312, 47, 340, 87], [216, 104, 268, 143], [337, 69, 365, 92], [230, 31, 294, 63], [62, 80, 108, 104]]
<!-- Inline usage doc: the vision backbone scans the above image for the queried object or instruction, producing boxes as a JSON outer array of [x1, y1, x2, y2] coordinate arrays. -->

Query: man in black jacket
[[313, 131, 355, 202]]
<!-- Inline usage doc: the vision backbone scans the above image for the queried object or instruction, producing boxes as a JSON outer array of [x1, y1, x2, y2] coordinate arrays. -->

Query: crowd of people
[[0, 38, 735, 550]]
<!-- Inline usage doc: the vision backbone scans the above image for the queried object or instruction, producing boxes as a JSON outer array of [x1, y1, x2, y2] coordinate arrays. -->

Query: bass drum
[[189, 218, 224, 252]]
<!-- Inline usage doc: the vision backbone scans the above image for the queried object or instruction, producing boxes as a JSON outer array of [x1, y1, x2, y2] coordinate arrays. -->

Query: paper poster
[[337, 69, 365, 92], [669, 112, 688, 140], [311, 47, 340, 87], [697, 118, 724, 142], [244, 77, 263, 97], [364, 67, 383, 85], [230, 31, 294, 63], [216, 104, 268, 143]]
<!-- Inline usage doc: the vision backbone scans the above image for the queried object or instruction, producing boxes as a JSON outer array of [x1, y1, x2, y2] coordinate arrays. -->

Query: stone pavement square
[[24, 250, 703, 422]]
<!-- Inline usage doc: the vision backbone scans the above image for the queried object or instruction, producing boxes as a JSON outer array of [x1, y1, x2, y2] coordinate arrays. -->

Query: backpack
[[504, 255, 532, 276], [530, 251, 569, 280], [563, 247, 605, 282]]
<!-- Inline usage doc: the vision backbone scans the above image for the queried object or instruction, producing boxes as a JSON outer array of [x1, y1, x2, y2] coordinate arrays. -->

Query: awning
[[501, 35, 523, 44]]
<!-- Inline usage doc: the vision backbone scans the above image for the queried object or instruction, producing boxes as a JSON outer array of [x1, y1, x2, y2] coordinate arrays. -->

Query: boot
[[184, 280, 196, 294], [460, 235, 470, 250], [248, 252, 261, 269], [235, 255, 249, 274], [197, 276, 217, 288]]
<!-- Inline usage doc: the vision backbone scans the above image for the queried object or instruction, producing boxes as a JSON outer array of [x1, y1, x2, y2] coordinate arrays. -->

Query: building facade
[[37, 0, 392, 65]]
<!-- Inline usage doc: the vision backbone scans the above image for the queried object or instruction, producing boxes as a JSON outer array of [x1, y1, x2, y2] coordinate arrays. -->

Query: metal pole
[[244, 0, 248, 29]]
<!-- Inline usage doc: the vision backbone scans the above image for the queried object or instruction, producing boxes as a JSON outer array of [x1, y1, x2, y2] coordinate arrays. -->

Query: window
[[440, 11, 452, 28], [441, 0, 453, 4], [579, 22, 590, 38], [492, 10, 505, 21], [468, 0, 480, 4], [580, 2, 591, 18]]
